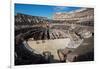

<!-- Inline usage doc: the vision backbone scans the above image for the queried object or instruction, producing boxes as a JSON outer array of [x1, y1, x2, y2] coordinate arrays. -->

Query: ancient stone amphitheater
[[15, 8, 94, 65]]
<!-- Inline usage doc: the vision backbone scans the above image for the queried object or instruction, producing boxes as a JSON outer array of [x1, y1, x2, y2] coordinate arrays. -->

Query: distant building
[[53, 8, 94, 26]]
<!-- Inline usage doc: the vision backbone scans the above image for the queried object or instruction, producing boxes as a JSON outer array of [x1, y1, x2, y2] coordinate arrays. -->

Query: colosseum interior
[[15, 8, 94, 65]]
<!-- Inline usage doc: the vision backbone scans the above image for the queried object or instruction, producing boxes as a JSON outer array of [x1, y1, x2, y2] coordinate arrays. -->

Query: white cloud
[[54, 6, 68, 12]]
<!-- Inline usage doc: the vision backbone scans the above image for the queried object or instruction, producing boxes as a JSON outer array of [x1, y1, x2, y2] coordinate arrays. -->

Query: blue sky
[[15, 3, 82, 19]]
